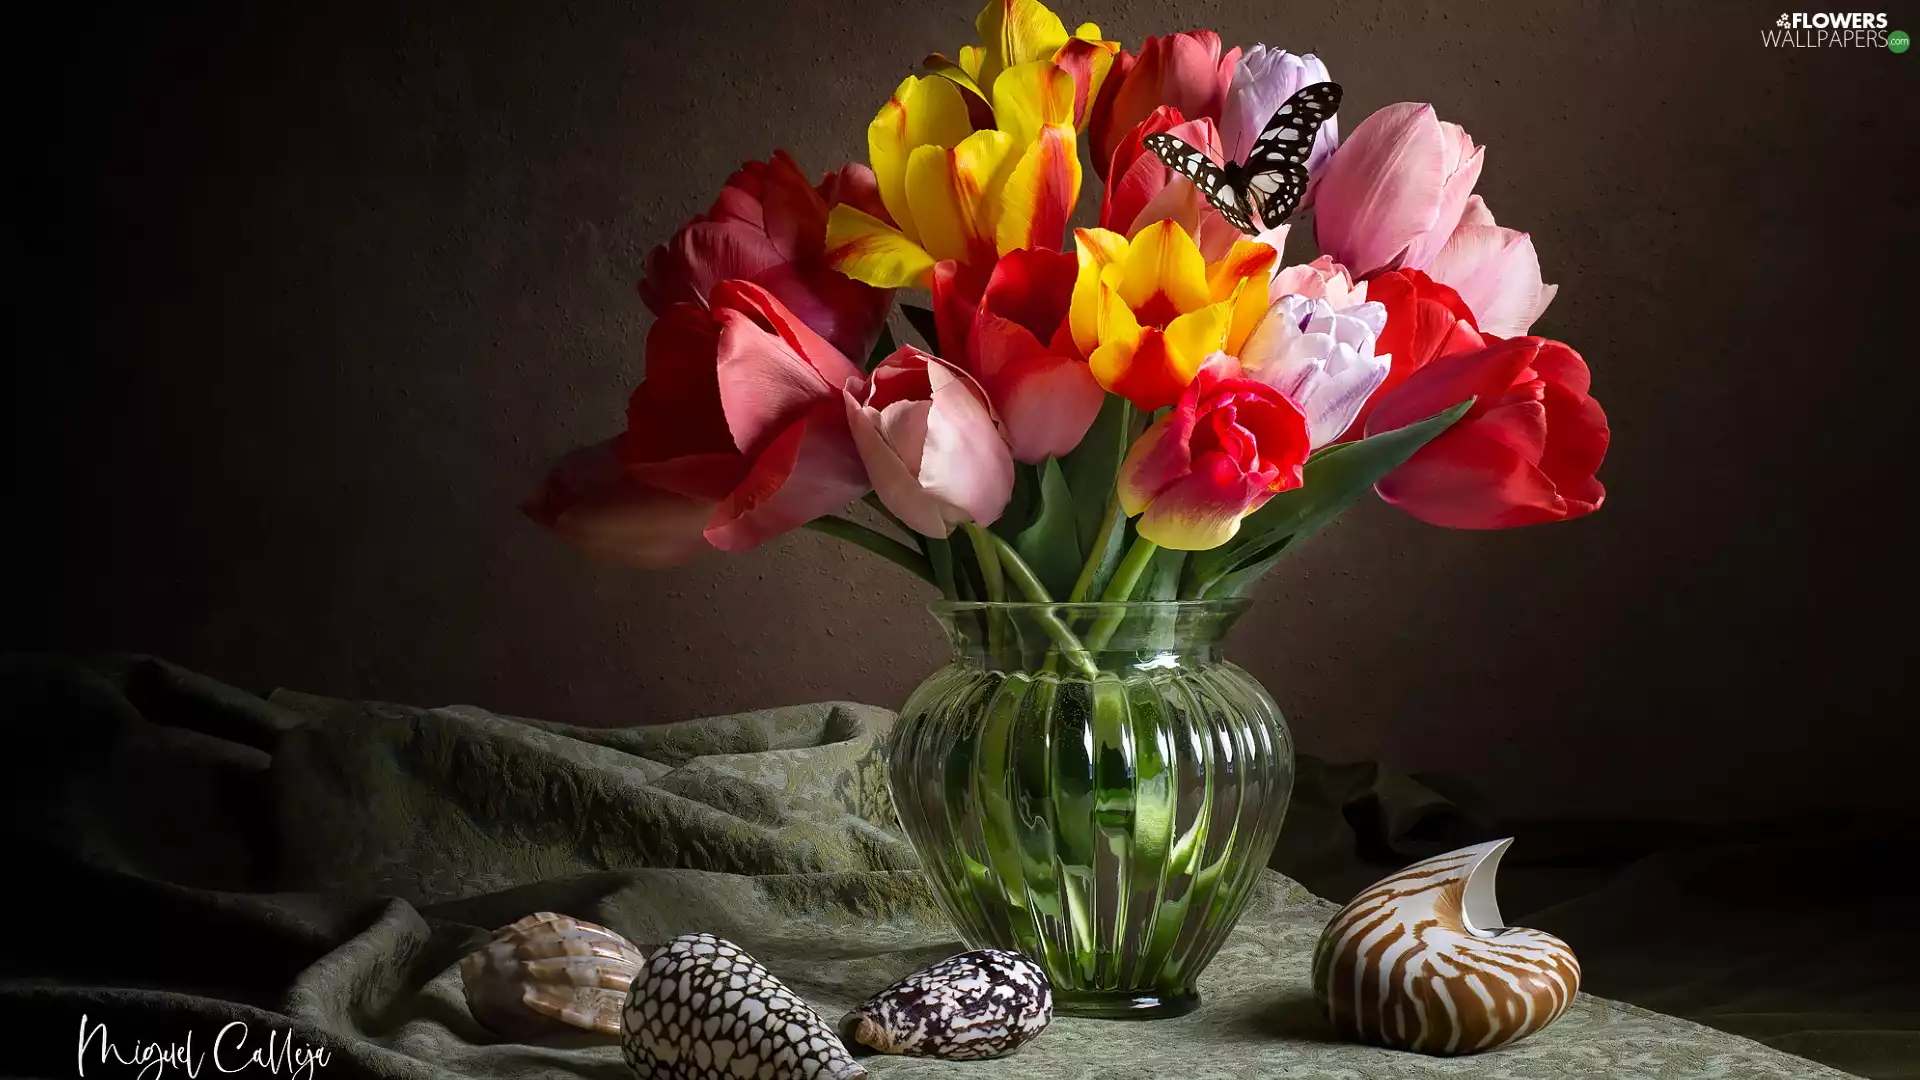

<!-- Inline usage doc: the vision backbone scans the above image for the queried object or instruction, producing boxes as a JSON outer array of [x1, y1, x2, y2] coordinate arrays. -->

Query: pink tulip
[[844, 347, 1015, 537], [1089, 31, 1239, 180], [616, 282, 870, 553], [1218, 47, 1339, 183], [1311, 103, 1484, 279], [1425, 196, 1559, 336], [1270, 255, 1366, 307], [931, 250, 1105, 463], [639, 152, 894, 359], [519, 437, 716, 568]]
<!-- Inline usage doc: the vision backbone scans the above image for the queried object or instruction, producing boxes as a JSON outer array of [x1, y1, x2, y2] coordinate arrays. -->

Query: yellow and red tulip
[[825, 62, 1083, 291], [1117, 358, 1312, 550], [923, 0, 1120, 130], [1067, 219, 1276, 410]]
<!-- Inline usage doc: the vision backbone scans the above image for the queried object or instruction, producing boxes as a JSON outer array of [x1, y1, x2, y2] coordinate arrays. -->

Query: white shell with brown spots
[[460, 911, 648, 1038], [620, 933, 866, 1080], [840, 949, 1052, 1060]]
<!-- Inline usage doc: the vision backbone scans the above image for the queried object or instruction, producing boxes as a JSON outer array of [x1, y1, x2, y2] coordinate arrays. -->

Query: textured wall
[[30, 0, 1918, 821]]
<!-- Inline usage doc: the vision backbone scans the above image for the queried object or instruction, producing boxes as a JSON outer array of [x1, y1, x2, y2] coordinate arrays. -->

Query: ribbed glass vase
[[887, 600, 1294, 1019]]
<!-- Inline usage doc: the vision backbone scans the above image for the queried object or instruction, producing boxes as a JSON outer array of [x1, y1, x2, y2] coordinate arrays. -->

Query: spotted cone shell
[[840, 949, 1052, 1060], [621, 933, 865, 1080], [1311, 839, 1582, 1055], [460, 912, 648, 1038]]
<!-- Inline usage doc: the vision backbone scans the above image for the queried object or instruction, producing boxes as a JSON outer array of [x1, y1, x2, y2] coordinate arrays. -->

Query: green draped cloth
[[0, 656, 1899, 1079]]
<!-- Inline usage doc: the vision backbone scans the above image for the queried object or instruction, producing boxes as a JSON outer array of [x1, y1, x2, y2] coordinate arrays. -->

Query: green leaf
[[1185, 400, 1475, 599], [863, 321, 898, 372], [1060, 396, 1129, 549], [992, 461, 1042, 541], [1013, 458, 1084, 599], [901, 304, 941, 354]]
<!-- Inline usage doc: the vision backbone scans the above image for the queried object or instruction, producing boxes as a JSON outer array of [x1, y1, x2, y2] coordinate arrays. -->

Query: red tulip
[[574, 281, 870, 555], [639, 152, 894, 360], [930, 249, 1105, 463], [1342, 268, 1482, 440], [518, 437, 716, 568], [1089, 31, 1239, 181], [1368, 336, 1608, 529], [1117, 358, 1311, 550]]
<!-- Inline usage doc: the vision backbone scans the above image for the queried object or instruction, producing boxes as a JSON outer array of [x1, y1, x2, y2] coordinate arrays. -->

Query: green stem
[[804, 517, 935, 584], [1083, 535, 1160, 654], [975, 527, 1099, 679], [962, 523, 1007, 659]]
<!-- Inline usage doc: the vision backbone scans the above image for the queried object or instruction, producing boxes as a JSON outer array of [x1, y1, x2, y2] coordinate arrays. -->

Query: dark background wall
[[21, 0, 1918, 822]]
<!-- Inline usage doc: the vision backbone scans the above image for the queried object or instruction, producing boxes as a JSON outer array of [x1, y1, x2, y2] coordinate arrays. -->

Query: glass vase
[[887, 600, 1294, 1019]]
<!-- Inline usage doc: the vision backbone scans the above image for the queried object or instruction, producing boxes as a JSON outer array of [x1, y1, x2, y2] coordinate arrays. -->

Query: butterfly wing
[[1142, 132, 1254, 234], [1239, 81, 1343, 230]]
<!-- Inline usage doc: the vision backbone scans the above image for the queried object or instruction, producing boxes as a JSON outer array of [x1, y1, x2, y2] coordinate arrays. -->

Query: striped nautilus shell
[[1311, 839, 1581, 1055]]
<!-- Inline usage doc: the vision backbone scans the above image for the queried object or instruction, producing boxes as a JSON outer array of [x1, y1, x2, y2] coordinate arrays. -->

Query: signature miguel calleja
[[77, 1016, 333, 1080]]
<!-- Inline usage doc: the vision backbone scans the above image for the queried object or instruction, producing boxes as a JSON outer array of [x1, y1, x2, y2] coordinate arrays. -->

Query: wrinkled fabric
[[0, 655, 1899, 1080]]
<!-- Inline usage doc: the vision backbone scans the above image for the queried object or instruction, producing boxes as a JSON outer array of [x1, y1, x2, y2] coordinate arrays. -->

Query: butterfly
[[1143, 81, 1343, 236]]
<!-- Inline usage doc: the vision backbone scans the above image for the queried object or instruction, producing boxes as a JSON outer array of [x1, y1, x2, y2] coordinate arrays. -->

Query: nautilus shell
[[1311, 839, 1581, 1055], [460, 912, 649, 1038]]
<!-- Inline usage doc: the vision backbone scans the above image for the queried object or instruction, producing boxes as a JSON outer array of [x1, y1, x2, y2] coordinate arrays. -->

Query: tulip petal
[[1531, 342, 1608, 513], [970, 310, 1103, 462], [1206, 239, 1281, 302], [991, 59, 1078, 149], [1052, 34, 1120, 127], [1161, 301, 1232, 372], [1428, 223, 1556, 336], [974, 0, 1070, 95], [919, 360, 1017, 526], [625, 304, 734, 465], [868, 75, 974, 241], [1367, 336, 1541, 437], [1374, 400, 1568, 529], [521, 438, 717, 568], [995, 123, 1080, 255], [1134, 453, 1272, 550], [980, 245, 1077, 340], [906, 130, 1015, 265], [1069, 227, 1131, 356], [1114, 218, 1211, 321], [1312, 102, 1447, 277], [1116, 412, 1190, 515], [1404, 122, 1484, 268], [825, 204, 937, 288], [705, 399, 870, 550]]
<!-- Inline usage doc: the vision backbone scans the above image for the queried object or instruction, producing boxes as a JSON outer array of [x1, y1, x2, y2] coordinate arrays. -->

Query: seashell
[[460, 911, 648, 1038], [1311, 839, 1581, 1055], [621, 933, 866, 1080], [840, 948, 1052, 1060]]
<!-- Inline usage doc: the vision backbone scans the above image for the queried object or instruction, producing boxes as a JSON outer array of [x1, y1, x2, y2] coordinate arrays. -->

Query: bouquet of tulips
[[526, 1, 1609, 670]]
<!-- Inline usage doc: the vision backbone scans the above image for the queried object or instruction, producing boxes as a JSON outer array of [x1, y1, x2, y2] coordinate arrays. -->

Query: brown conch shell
[[1311, 839, 1581, 1055], [460, 912, 648, 1038]]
